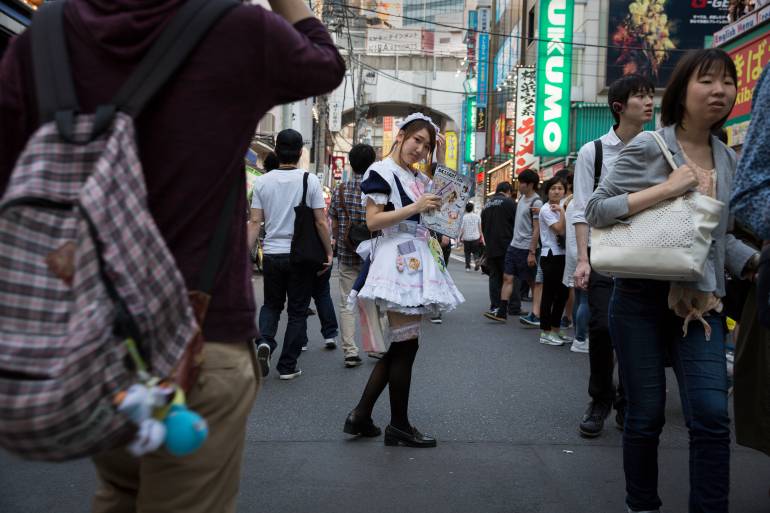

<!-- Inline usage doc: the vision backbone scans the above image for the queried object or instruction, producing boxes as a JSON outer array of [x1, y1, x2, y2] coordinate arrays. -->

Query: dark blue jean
[[610, 279, 730, 513], [573, 288, 589, 342], [308, 265, 339, 341], [258, 254, 314, 374]]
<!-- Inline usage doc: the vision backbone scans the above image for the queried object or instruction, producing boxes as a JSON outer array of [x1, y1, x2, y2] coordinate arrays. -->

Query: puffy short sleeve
[[361, 170, 391, 206]]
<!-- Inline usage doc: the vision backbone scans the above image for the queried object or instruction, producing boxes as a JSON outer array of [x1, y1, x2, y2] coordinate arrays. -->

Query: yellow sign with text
[[445, 131, 458, 171]]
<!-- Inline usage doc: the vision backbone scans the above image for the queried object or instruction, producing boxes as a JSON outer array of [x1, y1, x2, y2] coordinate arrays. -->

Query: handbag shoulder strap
[[593, 139, 603, 190], [299, 172, 310, 207], [648, 131, 678, 170]]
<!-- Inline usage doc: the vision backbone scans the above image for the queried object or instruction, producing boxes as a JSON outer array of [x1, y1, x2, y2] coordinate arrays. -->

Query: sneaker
[[579, 401, 611, 438], [561, 317, 573, 329], [556, 331, 572, 341], [278, 368, 302, 380], [483, 308, 507, 323], [324, 338, 338, 350], [301, 344, 308, 352], [539, 331, 564, 346], [344, 356, 363, 368], [367, 351, 384, 360], [256, 342, 271, 377], [474, 265, 480, 271], [519, 313, 540, 328], [465, 267, 471, 272], [570, 337, 589, 354], [306, 308, 316, 316], [430, 314, 443, 324]]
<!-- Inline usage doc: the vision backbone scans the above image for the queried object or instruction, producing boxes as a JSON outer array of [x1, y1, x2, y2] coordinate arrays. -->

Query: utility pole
[[314, 0, 338, 184]]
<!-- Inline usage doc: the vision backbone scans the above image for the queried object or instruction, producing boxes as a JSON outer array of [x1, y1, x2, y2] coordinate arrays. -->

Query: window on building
[[527, 6, 535, 47], [572, 47, 584, 88]]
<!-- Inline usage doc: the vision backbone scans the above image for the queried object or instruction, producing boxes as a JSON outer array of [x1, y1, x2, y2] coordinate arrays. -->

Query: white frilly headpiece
[[396, 112, 440, 134]]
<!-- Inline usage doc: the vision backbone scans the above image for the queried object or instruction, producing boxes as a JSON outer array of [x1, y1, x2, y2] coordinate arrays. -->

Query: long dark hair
[[661, 48, 738, 131]]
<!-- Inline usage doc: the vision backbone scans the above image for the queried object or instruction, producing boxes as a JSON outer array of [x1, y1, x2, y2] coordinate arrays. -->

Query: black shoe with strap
[[578, 400, 612, 438], [384, 424, 437, 448], [343, 411, 382, 437]]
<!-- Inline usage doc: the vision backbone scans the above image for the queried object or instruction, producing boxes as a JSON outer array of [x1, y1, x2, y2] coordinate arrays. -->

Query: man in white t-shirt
[[459, 202, 483, 271], [572, 74, 654, 438], [247, 129, 333, 380]]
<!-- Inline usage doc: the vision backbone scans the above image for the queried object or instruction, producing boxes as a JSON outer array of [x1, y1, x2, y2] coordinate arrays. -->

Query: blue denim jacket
[[731, 64, 770, 240]]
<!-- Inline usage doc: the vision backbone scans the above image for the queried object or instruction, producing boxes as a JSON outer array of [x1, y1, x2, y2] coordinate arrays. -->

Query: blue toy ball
[[163, 405, 208, 457]]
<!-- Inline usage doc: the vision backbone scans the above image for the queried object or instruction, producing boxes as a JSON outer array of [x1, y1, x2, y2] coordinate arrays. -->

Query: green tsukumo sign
[[535, 0, 574, 157]]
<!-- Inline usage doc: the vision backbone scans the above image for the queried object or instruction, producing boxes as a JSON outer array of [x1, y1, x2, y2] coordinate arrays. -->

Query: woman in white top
[[537, 176, 569, 345], [343, 113, 464, 448]]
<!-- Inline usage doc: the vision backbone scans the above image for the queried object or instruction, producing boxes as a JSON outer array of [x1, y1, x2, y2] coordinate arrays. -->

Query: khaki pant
[[92, 341, 260, 513], [338, 263, 361, 357]]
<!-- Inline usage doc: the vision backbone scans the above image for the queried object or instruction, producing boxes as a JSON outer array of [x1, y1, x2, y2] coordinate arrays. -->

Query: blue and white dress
[[357, 157, 464, 315]]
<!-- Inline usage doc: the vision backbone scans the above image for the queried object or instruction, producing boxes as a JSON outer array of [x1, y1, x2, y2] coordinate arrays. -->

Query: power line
[[336, 3, 705, 55]]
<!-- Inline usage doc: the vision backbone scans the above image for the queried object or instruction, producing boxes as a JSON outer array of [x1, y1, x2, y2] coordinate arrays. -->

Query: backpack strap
[[32, 0, 237, 141], [592, 139, 603, 191], [31, 1, 80, 141]]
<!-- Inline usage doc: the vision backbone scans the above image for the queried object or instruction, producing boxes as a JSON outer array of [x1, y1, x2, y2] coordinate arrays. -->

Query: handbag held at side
[[590, 131, 724, 281]]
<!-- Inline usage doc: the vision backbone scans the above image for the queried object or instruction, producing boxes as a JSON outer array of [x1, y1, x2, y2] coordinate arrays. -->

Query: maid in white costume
[[343, 113, 464, 449]]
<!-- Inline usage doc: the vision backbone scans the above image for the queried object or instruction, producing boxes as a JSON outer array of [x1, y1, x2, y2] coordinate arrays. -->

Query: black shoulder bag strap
[[300, 172, 310, 207], [593, 139, 603, 191], [32, 0, 238, 141]]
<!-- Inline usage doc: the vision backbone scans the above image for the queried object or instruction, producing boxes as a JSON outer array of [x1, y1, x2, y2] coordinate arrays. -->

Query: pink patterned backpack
[[0, 0, 237, 461]]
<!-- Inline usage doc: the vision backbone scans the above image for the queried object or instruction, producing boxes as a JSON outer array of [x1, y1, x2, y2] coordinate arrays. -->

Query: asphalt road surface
[[2, 255, 770, 513]]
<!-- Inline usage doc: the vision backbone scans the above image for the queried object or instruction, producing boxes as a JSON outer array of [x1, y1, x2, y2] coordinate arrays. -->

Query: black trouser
[[463, 239, 482, 268], [539, 252, 569, 332], [588, 268, 625, 409], [257, 254, 314, 374], [488, 255, 504, 311]]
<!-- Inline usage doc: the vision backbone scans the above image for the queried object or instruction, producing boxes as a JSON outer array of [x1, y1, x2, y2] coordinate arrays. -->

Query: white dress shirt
[[572, 127, 627, 238]]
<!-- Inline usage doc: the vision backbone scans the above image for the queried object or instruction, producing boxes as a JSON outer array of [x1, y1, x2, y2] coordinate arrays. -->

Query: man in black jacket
[[481, 182, 521, 315]]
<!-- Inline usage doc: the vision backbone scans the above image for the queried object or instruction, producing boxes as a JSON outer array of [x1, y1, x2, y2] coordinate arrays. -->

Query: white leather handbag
[[590, 131, 724, 281]]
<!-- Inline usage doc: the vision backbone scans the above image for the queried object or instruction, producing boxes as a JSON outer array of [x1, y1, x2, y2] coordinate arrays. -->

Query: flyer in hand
[[420, 165, 474, 239]]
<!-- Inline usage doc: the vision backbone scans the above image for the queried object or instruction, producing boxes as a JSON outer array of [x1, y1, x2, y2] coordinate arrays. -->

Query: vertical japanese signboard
[[477, 34, 490, 113], [535, 0, 574, 158], [515, 67, 539, 175], [464, 96, 477, 162], [723, 26, 770, 146], [445, 131, 459, 170]]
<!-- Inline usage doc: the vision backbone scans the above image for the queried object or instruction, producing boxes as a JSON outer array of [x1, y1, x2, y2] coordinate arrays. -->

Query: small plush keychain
[[115, 339, 209, 457]]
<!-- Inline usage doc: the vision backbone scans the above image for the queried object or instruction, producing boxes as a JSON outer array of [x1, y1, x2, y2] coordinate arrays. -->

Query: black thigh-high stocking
[[353, 352, 392, 418], [386, 339, 419, 431]]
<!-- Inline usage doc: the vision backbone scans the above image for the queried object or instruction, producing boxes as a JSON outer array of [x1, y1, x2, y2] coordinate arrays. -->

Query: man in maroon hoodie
[[0, 0, 344, 511]]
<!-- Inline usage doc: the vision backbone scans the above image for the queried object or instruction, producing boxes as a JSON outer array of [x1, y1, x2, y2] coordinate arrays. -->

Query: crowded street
[[2, 259, 770, 513]]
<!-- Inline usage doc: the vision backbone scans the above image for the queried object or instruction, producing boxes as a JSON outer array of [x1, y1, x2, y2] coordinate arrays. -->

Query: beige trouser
[[338, 262, 361, 357], [92, 341, 260, 513]]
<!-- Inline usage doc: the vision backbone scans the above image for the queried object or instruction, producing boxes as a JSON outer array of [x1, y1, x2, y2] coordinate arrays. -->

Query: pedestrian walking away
[[586, 48, 759, 513], [459, 202, 483, 272], [249, 128, 335, 381], [573, 74, 657, 438], [343, 112, 464, 448], [0, 0, 345, 510], [329, 143, 377, 367], [481, 181, 520, 316]]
